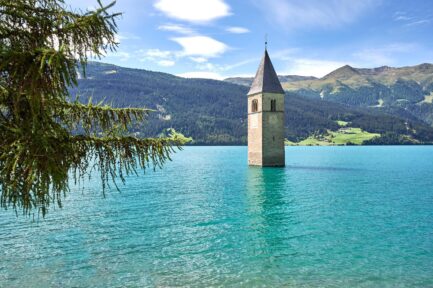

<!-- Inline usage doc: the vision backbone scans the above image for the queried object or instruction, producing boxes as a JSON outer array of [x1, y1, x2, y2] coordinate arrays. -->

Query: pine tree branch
[[0, 0, 186, 217], [56, 101, 155, 133], [68, 135, 182, 198], [0, 132, 183, 216]]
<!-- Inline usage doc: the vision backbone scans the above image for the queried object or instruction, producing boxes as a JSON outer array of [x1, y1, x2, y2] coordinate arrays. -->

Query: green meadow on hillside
[[285, 121, 380, 146]]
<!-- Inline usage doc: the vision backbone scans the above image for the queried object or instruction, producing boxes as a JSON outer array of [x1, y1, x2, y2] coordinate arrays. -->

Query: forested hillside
[[69, 62, 433, 145]]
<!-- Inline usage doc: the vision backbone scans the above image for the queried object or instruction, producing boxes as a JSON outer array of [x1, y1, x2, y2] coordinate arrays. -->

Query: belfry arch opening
[[252, 99, 258, 112], [270, 99, 276, 112]]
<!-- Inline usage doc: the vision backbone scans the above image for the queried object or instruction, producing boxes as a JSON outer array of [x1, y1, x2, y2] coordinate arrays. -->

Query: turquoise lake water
[[1, 146, 433, 287]]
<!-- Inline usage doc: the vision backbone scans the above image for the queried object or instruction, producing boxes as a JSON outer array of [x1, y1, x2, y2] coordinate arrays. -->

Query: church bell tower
[[248, 48, 285, 167]]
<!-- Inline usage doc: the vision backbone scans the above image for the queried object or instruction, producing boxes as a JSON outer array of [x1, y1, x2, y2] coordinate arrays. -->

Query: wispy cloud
[[267, 48, 350, 77], [117, 33, 141, 40], [394, 16, 412, 21], [254, 0, 377, 30], [106, 51, 131, 62], [272, 48, 301, 60], [137, 48, 176, 67], [154, 0, 231, 23], [226, 27, 250, 34], [179, 57, 256, 80], [171, 36, 229, 58], [135, 35, 229, 69], [405, 19, 430, 27], [158, 24, 195, 35], [353, 43, 419, 66], [195, 62, 219, 71], [393, 11, 430, 27], [142, 49, 173, 59], [222, 58, 257, 71], [189, 57, 208, 63], [282, 58, 347, 78], [267, 42, 421, 77], [157, 60, 176, 67]]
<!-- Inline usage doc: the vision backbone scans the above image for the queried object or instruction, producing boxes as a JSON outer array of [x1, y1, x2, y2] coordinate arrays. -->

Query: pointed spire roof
[[248, 49, 284, 96]]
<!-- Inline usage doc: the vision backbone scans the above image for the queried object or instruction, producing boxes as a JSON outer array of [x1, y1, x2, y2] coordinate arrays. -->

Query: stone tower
[[248, 48, 285, 167]]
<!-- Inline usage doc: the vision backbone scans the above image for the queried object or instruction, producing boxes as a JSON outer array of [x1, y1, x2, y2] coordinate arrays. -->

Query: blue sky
[[68, 0, 433, 79]]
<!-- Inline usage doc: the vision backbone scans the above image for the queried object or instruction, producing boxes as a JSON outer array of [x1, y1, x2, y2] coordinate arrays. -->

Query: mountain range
[[69, 62, 433, 145], [226, 63, 433, 127]]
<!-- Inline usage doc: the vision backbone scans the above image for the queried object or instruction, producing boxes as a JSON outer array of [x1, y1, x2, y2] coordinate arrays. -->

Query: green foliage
[[159, 128, 193, 144], [0, 0, 181, 216], [363, 133, 418, 145]]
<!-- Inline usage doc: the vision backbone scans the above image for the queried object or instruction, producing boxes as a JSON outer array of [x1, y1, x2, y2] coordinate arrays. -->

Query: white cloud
[[154, 0, 231, 23], [255, 0, 377, 30], [158, 24, 195, 34], [137, 48, 176, 65], [196, 62, 218, 71], [222, 58, 257, 71], [185, 58, 256, 79], [226, 26, 250, 34], [405, 19, 430, 27], [271, 48, 301, 60], [143, 48, 173, 59], [393, 11, 430, 27], [190, 57, 208, 63], [269, 48, 344, 77], [137, 36, 228, 68], [117, 33, 140, 40], [282, 58, 347, 78], [106, 51, 131, 61], [158, 60, 176, 67], [177, 71, 224, 80], [180, 58, 256, 81], [268, 42, 421, 78], [171, 36, 229, 57], [394, 15, 412, 21]]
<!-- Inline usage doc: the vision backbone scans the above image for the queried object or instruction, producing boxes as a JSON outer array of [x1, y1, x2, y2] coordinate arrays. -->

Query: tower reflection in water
[[244, 167, 301, 280]]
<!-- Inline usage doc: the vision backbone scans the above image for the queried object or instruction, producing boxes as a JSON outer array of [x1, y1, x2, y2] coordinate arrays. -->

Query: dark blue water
[[1, 146, 433, 287]]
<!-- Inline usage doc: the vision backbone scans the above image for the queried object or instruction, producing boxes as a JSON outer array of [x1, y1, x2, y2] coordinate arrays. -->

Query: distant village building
[[248, 48, 285, 167]]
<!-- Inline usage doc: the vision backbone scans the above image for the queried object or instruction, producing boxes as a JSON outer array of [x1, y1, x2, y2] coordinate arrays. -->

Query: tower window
[[271, 99, 276, 112], [252, 99, 258, 112]]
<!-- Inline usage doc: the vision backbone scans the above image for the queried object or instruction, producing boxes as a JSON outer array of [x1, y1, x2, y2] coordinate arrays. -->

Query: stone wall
[[248, 92, 285, 167]]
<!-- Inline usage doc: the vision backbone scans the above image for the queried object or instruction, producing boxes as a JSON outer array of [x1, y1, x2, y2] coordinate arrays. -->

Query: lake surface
[[1, 146, 433, 287]]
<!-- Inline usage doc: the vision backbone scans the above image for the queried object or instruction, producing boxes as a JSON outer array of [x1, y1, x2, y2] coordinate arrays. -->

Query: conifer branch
[[0, 0, 185, 216], [56, 101, 155, 133]]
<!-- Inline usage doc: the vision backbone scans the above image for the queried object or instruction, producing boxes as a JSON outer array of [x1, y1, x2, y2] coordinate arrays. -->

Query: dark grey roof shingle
[[247, 49, 284, 96]]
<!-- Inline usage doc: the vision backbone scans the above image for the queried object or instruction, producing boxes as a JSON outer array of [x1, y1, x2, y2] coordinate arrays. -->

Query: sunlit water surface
[[1, 146, 433, 287]]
